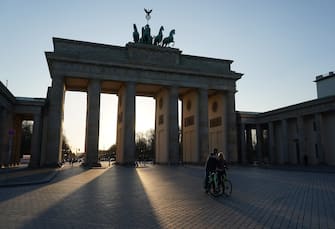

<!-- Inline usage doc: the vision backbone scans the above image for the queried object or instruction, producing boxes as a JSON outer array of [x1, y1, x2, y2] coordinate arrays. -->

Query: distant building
[[0, 81, 45, 168], [315, 71, 335, 98], [238, 73, 335, 166]]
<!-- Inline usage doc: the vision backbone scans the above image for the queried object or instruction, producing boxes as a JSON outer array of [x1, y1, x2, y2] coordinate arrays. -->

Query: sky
[[1, 0, 334, 152]]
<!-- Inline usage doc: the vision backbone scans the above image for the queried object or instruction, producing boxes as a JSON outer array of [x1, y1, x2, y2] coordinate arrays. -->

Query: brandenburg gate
[[42, 37, 242, 167]]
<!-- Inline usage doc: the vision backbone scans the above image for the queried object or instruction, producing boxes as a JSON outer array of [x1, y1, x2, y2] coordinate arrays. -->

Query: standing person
[[204, 148, 218, 193], [217, 152, 227, 186]]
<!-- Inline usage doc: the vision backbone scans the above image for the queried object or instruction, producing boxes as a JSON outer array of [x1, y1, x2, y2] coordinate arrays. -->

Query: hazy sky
[[1, 0, 334, 151]]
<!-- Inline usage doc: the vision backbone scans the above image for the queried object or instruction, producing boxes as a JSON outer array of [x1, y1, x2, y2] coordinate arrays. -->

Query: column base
[[28, 164, 40, 169], [182, 161, 206, 166], [42, 162, 64, 168], [114, 161, 137, 167], [81, 162, 102, 168], [154, 161, 184, 166]]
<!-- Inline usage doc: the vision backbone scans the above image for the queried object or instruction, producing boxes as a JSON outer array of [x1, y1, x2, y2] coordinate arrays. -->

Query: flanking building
[[0, 82, 46, 167], [238, 72, 335, 165]]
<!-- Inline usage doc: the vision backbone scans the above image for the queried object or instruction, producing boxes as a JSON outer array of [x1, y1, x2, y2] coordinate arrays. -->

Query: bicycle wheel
[[209, 181, 220, 197], [223, 179, 232, 196]]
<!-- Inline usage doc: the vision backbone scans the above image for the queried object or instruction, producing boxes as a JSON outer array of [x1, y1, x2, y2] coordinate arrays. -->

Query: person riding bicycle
[[216, 152, 228, 186], [204, 148, 218, 193]]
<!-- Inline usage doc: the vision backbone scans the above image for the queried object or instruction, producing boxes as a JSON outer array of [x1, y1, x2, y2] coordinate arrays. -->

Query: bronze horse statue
[[154, 26, 164, 46], [133, 24, 139, 43], [162, 29, 175, 47], [141, 24, 153, 44]]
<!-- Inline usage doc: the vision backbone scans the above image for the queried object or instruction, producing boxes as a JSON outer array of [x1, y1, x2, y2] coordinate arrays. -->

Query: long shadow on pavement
[[0, 165, 87, 203], [21, 165, 162, 229]]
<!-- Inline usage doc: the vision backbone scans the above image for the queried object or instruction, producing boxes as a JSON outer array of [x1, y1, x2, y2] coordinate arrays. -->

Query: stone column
[[29, 113, 42, 168], [124, 82, 136, 164], [256, 124, 262, 161], [116, 82, 136, 165], [314, 113, 324, 162], [40, 101, 49, 166], [225, 91, 238, 162], [45, 76, 65, 166], [168, 86, 179, 164], [85, 79, 101, 167], [155, 86, 179, 164], [198, 88, 209, 163], [0, 107, 6, 166], [13, 117, 22, 165], [297, 116, 305, 164], [280, 119, 288, 164], [208, 92, 226, 159], [240, 123, 247, 164], [155, 90, 168, 163], [4, 111, 14, 166], [268, 122, 275, 164], [245, 126, 252, 162], [181, 91, 199, 163]]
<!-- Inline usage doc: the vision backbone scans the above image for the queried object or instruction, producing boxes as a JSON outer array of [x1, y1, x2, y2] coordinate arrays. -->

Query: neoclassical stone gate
[[42, 38, 242, 167]]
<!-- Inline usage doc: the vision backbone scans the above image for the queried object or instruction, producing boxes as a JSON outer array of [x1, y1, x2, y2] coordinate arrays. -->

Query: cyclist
[[204, 148, 218, 193], [216, 152, 227, 186]]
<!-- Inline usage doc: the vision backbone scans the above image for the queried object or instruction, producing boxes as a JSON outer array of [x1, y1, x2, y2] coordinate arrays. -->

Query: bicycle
[[207, 170, 232, 197]]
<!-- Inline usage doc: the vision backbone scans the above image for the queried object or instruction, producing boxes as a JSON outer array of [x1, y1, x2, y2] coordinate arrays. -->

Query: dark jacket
[[216, 158, 227, 171], [205, 155, 217, 172]]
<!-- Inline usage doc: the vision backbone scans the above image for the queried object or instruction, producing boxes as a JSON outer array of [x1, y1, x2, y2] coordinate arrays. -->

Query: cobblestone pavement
[[0, 163, 334, 229]]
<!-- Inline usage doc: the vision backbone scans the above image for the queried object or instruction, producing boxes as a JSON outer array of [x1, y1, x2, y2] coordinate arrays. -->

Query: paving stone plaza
[[1, 164, 334, 228]]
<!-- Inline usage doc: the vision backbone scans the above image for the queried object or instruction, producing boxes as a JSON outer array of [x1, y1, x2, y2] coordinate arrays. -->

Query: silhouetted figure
[[204, 148, 218, 192], [217, 152, 227, 186]]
